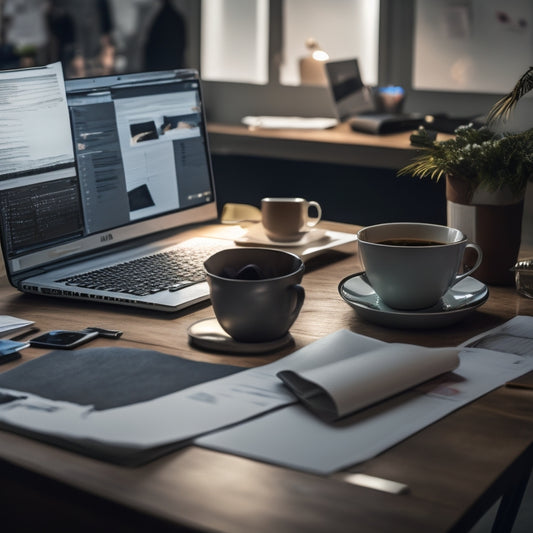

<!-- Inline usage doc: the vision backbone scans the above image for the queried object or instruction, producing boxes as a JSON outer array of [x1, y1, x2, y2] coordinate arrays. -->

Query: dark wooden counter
[[1, 221, 532, 532]]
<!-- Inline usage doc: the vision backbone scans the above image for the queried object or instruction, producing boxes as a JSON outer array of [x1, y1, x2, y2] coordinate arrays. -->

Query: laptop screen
[[0, 65, 217, 277], [324, 59, 374, 121]]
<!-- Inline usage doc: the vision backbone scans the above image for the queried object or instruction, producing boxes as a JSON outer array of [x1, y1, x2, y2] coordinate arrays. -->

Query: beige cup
[[261, 197, 322, 242], [357, 222, 483, 310]]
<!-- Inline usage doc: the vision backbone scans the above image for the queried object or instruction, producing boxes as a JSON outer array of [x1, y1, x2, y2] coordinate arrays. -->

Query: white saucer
[[234, 223, 328, 247], [338, 272, 489, 329]]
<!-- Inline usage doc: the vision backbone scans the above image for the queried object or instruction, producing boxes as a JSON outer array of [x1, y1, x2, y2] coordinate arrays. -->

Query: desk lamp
[[299, 38, 329, 86]]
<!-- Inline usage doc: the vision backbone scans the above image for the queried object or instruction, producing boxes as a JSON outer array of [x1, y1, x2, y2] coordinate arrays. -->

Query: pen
[[9, 326, 40, 342], [505, 382, 533, 391]]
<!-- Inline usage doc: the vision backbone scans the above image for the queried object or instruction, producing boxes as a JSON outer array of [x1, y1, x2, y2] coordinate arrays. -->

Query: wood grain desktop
[[1, 221, 533, 533]]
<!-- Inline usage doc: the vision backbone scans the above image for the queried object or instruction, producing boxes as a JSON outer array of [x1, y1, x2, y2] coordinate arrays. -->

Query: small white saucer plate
[[338, 272, 489, 329], [235, 223, 328, 247], [232, 223, 357, 261]]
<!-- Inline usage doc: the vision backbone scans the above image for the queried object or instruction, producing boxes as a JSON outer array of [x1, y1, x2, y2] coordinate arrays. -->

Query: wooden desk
[[1, 221, 533, 533], [207, 122, 422, 169]]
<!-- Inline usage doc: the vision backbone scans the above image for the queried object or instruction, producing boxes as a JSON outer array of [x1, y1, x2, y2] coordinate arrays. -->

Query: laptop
[[324, 58, 424, 134], [0, 63, 229, 312]]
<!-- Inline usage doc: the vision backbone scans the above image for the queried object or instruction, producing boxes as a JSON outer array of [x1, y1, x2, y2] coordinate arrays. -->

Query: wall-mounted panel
[[413, 0, 533, 94]]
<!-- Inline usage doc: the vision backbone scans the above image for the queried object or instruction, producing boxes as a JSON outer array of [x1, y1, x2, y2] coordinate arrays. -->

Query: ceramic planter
[[446, 175, 524, 285]]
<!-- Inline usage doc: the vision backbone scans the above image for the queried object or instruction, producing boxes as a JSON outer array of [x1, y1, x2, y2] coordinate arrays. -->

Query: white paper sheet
[[198, 346, 533, 474], [0, 315, 35, 337], [461, 315, 533, 356], [0, 370, 294, 451], [242, 116, 338, 130]]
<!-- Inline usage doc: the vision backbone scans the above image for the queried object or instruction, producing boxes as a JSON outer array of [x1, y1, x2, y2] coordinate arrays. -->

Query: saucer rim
[[236, 223, 328, 247], [338, 271, 489, 328]]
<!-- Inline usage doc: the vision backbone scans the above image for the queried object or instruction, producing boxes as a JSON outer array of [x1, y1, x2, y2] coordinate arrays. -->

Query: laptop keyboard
[[58, 238, 228, 297]]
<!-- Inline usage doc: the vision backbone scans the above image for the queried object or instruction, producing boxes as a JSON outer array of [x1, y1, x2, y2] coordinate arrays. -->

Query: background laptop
[[325, 58, 424, 134], [0, 64, 229, 312]]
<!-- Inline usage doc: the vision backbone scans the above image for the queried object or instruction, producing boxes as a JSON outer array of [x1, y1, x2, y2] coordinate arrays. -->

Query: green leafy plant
[[398, 67, 533, 201], [487, 66, 533, 125]]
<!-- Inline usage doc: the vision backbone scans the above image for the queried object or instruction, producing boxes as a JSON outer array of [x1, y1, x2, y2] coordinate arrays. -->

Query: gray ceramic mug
[[204, 248, 305, 342]]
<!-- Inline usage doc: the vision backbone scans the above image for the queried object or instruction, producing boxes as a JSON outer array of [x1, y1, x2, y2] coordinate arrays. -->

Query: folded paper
[[277, 345, 460, 421]]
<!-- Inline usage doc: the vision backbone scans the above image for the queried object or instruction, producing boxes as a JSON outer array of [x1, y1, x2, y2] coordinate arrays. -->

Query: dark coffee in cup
[[377, 239, 445, 246]]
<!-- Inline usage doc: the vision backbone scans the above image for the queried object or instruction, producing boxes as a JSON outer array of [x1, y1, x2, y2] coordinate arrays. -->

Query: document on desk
[[0, 315, 35, 338], [0, 330, 437, 464], [242, 116, 338, 130], [0, 362, 294, 465], [1, 317, 533, 468], [197, 316, 533, 474], [0, 334, 387, 464], [461, 315, 533, 389]]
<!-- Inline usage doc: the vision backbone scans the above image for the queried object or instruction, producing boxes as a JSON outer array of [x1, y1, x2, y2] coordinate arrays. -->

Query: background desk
[[208, 122, 423, 169], [1, 221, 533, 532], [207, 123, 448, 226]]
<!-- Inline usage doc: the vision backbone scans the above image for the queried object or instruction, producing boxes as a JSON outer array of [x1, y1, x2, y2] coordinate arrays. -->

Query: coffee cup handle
[[455, 243, 483, 283], [287, 284, 305, 327], [306, 201, 322, 228]]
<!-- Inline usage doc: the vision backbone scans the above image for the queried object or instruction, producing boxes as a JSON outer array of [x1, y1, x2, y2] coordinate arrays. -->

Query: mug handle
[[287, 284, 305, 327], [455, 243, 483, 283], [306, 201, 322, 228]]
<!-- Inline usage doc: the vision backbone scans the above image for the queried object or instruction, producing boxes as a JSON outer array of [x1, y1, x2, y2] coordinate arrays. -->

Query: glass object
[[512, 259, 533, 298]]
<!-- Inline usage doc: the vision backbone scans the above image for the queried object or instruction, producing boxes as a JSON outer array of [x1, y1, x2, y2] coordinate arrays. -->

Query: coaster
[[188, 318, 293, 354]]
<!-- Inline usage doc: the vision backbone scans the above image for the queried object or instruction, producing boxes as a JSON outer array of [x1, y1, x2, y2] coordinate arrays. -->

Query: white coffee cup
[[261, 197, 322, 242], [357, 222, 483, 310]]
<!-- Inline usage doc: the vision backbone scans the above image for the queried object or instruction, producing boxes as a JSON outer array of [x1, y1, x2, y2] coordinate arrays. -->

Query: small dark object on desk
[[30, 327, 123, 349], [84, 327, 123, 339], [30, 330, 100, 349], [0, 339, 29, 364], [9, 326, 40, 341], [423, 113, 485, 133], [348, 113, 425, 135], [0, 351, 22, 364], [512, 259, 533, 298], [410, 126, 438, 147]]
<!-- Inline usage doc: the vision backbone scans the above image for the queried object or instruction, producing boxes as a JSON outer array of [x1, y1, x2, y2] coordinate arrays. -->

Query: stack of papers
[[0, 315, 35, 338], [198, 319, 533, 473], [1, 317, 533, 472], [242, 116, 338, 130]]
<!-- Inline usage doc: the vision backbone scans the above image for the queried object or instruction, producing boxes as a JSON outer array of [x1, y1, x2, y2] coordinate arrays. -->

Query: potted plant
[[398, 67, 533, 285]]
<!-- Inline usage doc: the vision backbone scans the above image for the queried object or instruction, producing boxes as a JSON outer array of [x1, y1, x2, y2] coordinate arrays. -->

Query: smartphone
[[29, 330, 99, 349]]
